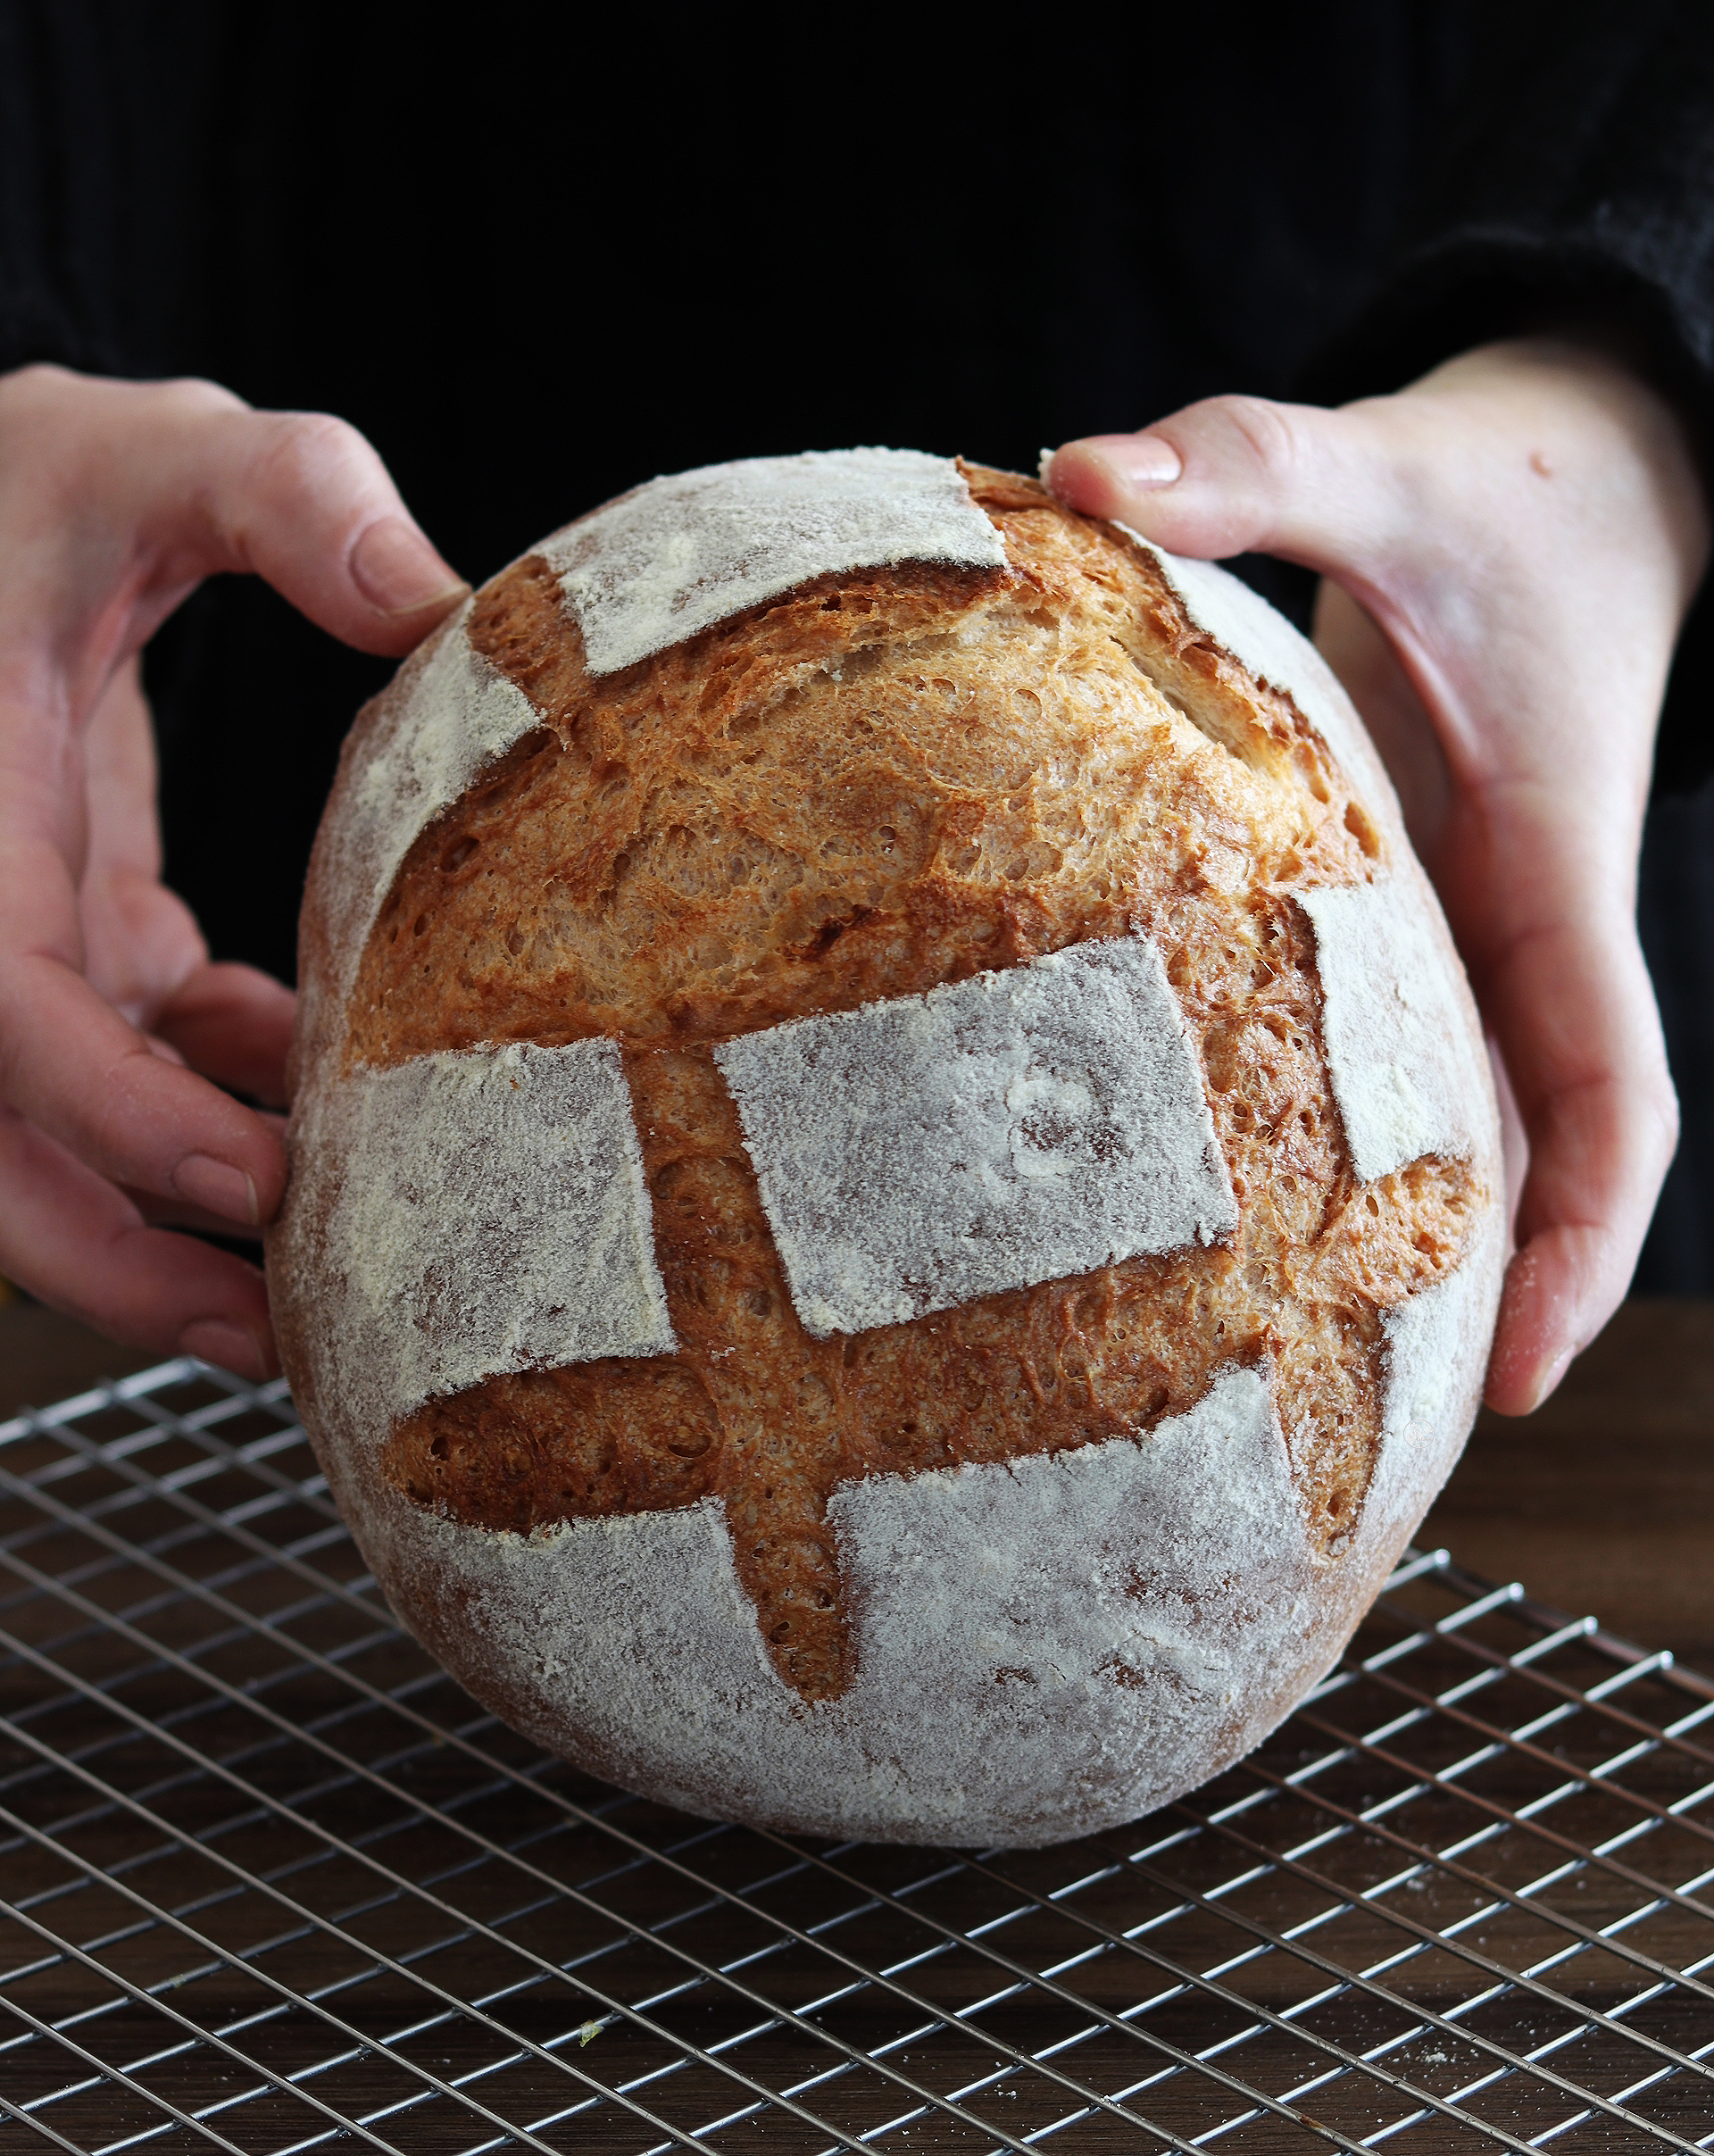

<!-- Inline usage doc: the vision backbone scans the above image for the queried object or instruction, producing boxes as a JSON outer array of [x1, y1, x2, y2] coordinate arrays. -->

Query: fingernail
[[1098, 434, 1184, 489], [351, 517, 470, 616], [1537, 1347, 1576, 1403], [172, 1153, 259, 1228], [179, 1319, 272, 1381]]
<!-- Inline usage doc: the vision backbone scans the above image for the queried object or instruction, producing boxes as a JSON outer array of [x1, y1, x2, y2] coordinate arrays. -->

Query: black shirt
[[4, 1, 1713, 1282]]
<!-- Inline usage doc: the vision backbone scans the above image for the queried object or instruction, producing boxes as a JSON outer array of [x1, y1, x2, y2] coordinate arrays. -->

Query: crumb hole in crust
[[1344, 799, 1382, 858]]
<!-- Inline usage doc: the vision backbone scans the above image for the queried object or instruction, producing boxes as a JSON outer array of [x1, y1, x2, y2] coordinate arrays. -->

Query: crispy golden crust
[[362, 469, 1479, 1702]]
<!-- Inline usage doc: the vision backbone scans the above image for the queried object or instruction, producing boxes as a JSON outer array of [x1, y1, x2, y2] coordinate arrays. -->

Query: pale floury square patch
[[1302, 878, 1486, 1184], [310, 1039, 674, 1427], [715, 934, 1237, 1337], [545, 448, 1009, 676]]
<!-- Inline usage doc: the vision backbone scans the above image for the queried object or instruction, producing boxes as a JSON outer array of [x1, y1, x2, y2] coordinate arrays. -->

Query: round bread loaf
[[268, 451, 1505, 1847]]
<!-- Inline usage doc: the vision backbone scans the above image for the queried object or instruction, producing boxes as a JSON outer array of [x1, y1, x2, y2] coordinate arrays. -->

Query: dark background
[[4, 2, 1711, 1284]]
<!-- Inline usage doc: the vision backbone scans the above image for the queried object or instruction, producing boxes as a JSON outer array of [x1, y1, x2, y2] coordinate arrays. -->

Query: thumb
[[1045, 395, 1400, 576], [169, 398, 473, 656], [4, 368, 472, 667]]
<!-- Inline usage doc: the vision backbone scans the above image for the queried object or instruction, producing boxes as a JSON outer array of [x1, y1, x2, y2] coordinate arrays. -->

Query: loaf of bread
[[267, 450, 1504, 1847]]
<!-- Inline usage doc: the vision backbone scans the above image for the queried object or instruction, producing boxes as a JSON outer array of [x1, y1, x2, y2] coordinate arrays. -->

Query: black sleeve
[[0, 2, 234, 380], [1304, 1, 1714, 794]]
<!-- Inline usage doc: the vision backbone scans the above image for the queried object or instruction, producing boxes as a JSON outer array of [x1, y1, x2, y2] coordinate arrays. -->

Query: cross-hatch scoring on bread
[[345, 469, 1480, 1704]]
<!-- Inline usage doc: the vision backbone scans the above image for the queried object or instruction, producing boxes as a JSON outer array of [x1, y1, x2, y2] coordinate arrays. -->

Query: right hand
[[1046, 339, 1709, 1412], [0, 363, 469, 1378]]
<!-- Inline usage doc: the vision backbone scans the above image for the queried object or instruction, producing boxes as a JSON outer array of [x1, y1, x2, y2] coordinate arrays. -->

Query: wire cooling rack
[[2, 1362, 1712, 2154]]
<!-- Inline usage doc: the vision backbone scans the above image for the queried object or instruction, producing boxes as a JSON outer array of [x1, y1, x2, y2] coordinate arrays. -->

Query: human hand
[[1046, 339, 1710, 1413], [0, 364, 469, 1378]]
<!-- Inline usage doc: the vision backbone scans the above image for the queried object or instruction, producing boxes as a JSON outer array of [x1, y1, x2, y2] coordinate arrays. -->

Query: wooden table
[[0, 1294, 154, 1421], [1420, 1294, 1714, 1670], [4, 1292, 1711, 1668]]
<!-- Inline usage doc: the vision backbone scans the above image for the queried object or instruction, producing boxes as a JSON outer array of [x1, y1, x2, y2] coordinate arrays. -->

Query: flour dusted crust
[[544, 447, 1010, 676], [361, 1369, 1335, 1842], [287, 1040, 673, 1439], [270, 454, 1505, 1847], [1301, 880, 1493, 1185], [311, 604, 541, 1018], [713, 934, 1237, 1336]]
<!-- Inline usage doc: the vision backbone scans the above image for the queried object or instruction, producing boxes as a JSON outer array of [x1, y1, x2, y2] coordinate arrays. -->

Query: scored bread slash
[[269, 452, 1504, 1847]]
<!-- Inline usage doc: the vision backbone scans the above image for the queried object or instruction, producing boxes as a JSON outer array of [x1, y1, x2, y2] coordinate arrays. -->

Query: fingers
[[1045, 396, 1405, 579], [1049, 371, 1686, 1413], [1478, 901, 1677, 1413], [179, 401, 471, 655], [1315, 596, 1669, 1408], [1485, 1035, 1530, 1247], [75, 657, 212, 1023], [0, 678, 285, 1227], [0, 837, 287, 1228], [0, 1107, 277, 1378], [0, 368, 403, 1369], [0, 365, 470, 670], [1311, 583, 1452, 853], [154, 963, 296, 1109], [1492, 1183, 1672, 1417]]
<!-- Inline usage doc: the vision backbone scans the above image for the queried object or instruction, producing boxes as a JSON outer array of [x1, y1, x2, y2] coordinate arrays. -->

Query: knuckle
[[153, 375, 250, 430], [219, 410, 388, 566], [1206, 394, 1305, 479], [240, 411, 386, 530], [0, 365, 242, 434], [258, 409, 370, 486], [0, 365, 101, 468], [0, 370, 247, 510], [0, 360, 74, 406]]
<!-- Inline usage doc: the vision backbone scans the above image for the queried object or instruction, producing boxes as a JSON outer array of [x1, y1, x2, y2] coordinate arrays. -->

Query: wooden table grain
[[1419, 1294, 1714, 1670], [3, 1292, 1711, 1667]]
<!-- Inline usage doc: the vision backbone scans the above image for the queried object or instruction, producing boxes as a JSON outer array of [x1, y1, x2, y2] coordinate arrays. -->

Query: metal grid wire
[[2, 1361, 1712, 2153]]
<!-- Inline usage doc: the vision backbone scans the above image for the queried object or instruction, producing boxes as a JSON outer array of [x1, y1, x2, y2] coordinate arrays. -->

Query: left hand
[[77, 648, 296, 1158], [0, 363, 469, 1376], [1045, 338, 1710, 1413], [3, 644, 300, 1354]]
